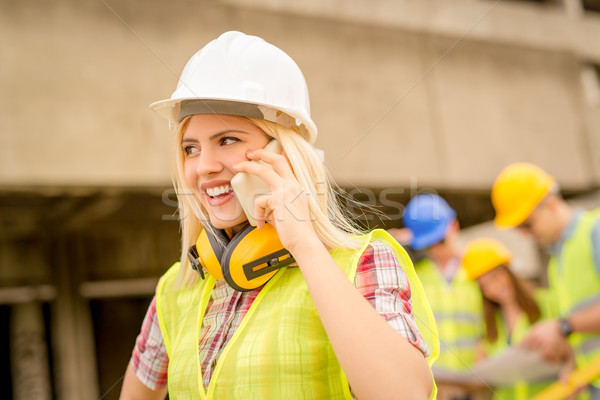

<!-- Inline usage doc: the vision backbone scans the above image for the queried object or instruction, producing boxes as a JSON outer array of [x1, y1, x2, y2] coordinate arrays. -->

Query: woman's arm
[[521, 302, 600, 363], [120, 297, 169, 400], [292, 236, 433, 400], [120, 363, 168, 400], [234, 150, 433, 399], [475, 340, 487, 363]]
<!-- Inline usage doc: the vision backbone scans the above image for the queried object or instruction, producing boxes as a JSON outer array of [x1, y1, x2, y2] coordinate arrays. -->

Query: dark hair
[[481, 265, 541, 343]]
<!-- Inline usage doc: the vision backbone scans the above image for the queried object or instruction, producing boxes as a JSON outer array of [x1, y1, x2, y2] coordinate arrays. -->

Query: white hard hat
[[150, 31, 317, 144]]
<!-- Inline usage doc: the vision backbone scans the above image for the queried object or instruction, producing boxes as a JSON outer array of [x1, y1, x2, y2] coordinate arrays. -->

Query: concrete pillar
[[579, 64, 600, 184], [10, 302, 52, 400], [52, 236, 99, 400]]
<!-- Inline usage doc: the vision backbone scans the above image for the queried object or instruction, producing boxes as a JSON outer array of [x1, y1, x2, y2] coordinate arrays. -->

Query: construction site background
[[1, 0, 600, 398]]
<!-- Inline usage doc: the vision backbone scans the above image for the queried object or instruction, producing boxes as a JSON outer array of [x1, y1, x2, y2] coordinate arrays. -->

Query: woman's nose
[[196, 148, 223, 176]]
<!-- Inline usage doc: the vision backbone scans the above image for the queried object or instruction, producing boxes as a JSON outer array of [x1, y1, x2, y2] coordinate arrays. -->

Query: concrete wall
[[2, 0, 599, 191]]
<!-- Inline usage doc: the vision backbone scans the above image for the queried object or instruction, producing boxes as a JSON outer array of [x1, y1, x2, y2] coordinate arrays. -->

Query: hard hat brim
[[149, 97, 317, 144], [493, 212, 525, 229]]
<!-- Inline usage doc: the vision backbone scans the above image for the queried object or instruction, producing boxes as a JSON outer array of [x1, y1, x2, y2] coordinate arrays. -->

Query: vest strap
[[570, 293, 600, 314], [579, 335, 600, 355], [433, 312, 481, 323], [440, 338, 480, 350]]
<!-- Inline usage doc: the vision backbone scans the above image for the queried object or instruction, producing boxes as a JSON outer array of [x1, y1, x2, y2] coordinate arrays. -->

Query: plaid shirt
[[131, 240, 429, 391]]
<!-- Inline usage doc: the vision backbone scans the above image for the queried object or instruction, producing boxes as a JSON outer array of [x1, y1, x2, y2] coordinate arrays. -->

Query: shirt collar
[[438, 257, 461, 283]]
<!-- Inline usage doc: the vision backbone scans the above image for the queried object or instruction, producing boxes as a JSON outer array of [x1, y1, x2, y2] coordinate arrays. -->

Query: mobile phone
[[231, 140, 282, 226]]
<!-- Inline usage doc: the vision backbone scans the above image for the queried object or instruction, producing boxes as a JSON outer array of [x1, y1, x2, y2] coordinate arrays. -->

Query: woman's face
[[476, 266, 515, 305], [182, 114, 270, 230]]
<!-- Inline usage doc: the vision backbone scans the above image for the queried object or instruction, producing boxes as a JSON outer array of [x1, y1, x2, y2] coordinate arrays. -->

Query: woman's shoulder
[[361, 240, 397, 262], [358, 239, 404, 274], [156, 262, 194, 297], [368, 239, 396, 253], [361, 229, 413, 267], [159, 262, 183, 285]]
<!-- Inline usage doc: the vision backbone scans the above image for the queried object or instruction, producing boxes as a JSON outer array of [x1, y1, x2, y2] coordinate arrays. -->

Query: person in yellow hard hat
[[462, 238, 569, 400], [120, 31, 438, 399], [491, 162, 600, 399]]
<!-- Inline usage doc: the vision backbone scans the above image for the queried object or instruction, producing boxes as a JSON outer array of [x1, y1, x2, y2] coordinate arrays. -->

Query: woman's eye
[[221, 137, 239, 146], [183, 145, 199, 156]]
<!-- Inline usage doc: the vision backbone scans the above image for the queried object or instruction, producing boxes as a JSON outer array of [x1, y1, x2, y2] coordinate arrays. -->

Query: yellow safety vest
[[548, 209, 600, 389], [415, 258, 484, 371], [484, 289, 556, 400], [156, 229, 439, 399]]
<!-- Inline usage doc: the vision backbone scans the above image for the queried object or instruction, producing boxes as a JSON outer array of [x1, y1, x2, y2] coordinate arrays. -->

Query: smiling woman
[[180, 114, 269, 231], [120, 31, 439, 400]]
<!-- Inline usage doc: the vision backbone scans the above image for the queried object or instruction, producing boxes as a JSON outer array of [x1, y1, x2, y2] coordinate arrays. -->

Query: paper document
[[433, 347, 562, 387]]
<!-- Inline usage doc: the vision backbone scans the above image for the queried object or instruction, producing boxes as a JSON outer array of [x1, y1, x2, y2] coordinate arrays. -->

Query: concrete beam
[[220, 0, 600, 63], [79, 278, 159, 298], [0, 286, 56, 304], [2, 0, 598, 190]]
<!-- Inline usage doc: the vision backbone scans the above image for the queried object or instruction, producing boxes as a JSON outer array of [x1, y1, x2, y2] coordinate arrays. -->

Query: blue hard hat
[[403, 194, 457, 250]]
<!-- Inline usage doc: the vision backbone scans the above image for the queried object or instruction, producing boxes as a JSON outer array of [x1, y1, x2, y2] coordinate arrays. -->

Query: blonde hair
[[172, 115, 366, 287]]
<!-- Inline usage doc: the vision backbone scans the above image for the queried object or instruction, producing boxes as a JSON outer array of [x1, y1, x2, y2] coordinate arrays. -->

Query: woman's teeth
[[206, 184, 232, 198]]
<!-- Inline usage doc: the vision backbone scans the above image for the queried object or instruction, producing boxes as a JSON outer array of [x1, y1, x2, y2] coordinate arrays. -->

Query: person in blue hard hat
[[400, 194, 485, 398]]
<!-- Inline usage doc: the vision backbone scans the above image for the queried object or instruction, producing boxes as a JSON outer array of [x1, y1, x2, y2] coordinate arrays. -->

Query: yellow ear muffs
[[187, 223, 295, 291], [192, 227, 229, 280]]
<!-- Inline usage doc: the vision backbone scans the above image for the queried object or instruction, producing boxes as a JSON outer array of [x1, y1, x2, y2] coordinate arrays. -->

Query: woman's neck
[[430, 245, 459, 272], [500, 300, 523, 335], [227, 221, 250, 238]]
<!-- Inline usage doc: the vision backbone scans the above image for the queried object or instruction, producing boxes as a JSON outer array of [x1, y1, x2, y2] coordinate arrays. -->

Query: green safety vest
[[548, 209, 600, 389], [415, 258, 484, 371], [156, 229, 439, 399]]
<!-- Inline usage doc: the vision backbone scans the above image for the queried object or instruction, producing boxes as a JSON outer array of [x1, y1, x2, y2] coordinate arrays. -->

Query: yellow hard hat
[[462, 238, 512, 280], [491, 162, 556, 228]]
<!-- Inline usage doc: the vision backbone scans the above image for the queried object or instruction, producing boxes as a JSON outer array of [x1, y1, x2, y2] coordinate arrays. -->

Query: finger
[[247, 149, 296, 180], [542, 346, 558, 362], [253, 193, 273, 229], [234, 160, 283, 189], [520, 336, 533, 349], [522, 330, 544, 348], [253, 194, 267, 230], [546, 352, 560, 363], [559, 372, 570, 385]]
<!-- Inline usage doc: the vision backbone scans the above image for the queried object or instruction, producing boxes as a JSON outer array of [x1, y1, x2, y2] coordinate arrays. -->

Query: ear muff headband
[[189, 223, 295, 291]]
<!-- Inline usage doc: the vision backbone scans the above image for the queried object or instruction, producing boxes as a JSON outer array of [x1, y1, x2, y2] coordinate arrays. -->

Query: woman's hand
[[520, 319, 570, 363], [236, 148, 433, 399], [233, 149, 317, 254]]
